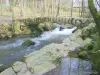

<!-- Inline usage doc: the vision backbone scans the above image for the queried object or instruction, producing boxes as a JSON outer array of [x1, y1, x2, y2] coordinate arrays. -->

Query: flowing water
[[0, 23, 96, 75], [0, 23, 77, 66]]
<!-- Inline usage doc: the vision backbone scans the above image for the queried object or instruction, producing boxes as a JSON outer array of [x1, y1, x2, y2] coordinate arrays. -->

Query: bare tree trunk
[[71, 0, 73, 17], [81, 0, 85, 18], [17, 0, 23, 17], [42, 0, 45, 17], [0, 0, 2, 16], [56, 0, 60, 17], [5, 0, 9, 6], [52, 0, 54, 17], [78, 0, 81, 17]]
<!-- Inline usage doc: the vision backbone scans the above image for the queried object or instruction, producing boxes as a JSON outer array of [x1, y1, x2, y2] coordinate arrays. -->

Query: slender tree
[[71, 0, 73, 17], [0, 0, 2, 16], [56, 0, 60, 17]]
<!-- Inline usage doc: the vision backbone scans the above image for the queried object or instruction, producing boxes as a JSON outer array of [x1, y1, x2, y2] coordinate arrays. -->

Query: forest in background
[[0, 0, 90, 19]]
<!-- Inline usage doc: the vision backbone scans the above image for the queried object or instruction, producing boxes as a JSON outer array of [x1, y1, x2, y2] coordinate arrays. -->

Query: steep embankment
[[0, 23, 96, 75]]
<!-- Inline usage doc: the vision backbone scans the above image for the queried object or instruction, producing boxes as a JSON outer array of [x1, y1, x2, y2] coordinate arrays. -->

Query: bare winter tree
[[0, 0, 3, 15], [56, 0, 60, 17], [71, 0, 73, 17]]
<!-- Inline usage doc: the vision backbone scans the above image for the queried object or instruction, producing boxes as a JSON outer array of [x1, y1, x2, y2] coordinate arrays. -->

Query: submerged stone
[[12, 61, 32, 75], [22, 40, 35, 47], [0, 67, 16, 75], [59, 27, 65, 31]]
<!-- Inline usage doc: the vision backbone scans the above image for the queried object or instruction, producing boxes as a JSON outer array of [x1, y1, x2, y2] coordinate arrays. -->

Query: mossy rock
[[0, 22, 12, 39], [91, 52, 100, 72], [0, 64, 7, 72], [22, 40, 35, 47], [65, 24, 74, 28], [20, 57, 26, 62], [84, 43, 94, 51], [79, 51, 87, 56], [78, 51, 88, 59], [68, 51, 78, 58], [80, 23, 96, 39], [38, 22, 56, 31]]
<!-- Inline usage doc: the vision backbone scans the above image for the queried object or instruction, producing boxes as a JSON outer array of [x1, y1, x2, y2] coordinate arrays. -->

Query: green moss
[[38, 22, 56, 31], [21, 40, 34, 47], [88, 0, 100, 33], [92, 34, 100, 52], [85, 33, 100, 72], [79, 51, 87, 56], [80, 23, 96, 40], [84, 43, 94, 51], [68, 51, 78, 58], [0, 64, 7, 72], [20, 57, 26, 63], [12, 21, 22, 34], [91, 52, 100, 72], [0, 22, 12, 39]]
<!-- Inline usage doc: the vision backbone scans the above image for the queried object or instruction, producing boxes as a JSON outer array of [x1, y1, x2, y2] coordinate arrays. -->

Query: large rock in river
[[0, 67, 16, 75], [12, 61, 33, 75], [22, 40, 35, 47]]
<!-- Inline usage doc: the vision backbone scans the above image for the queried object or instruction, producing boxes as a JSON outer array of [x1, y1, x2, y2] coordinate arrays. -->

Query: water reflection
[[45, 57, 98, 75], [60, 57, 92, 75]]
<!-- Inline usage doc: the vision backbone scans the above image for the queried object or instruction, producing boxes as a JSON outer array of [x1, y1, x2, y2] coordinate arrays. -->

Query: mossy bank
[[0, 20, 55, 40]]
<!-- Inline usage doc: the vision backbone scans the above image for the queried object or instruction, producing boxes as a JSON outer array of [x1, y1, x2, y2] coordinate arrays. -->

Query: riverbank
[[0, 23, 95, 75], [0, 23, 75, 66], [0, 21, 55, 40]]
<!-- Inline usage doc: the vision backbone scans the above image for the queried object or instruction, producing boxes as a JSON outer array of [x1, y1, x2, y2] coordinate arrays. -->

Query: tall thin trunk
[[0, 0, 2, 16], [79, 0, 81, 17], [81, 0, 85, 18], [6, 0, 9, 6], [56, 0, 60, 17], [18, 0, 23, 17], [42, 0, 45, 17], [71, 0, 73, 17]]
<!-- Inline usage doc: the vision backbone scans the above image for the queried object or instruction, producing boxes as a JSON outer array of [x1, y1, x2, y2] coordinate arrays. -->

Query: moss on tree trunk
[[88, 0, 100, 33], [88, 0, 100, 73]]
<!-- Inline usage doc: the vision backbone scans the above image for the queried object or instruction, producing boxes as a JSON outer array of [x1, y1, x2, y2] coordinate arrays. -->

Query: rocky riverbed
[[0, 23, 96, 75]]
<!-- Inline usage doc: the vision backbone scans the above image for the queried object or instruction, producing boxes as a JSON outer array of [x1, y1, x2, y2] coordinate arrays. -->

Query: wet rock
[[22, 40, 35, 47], [59, 27, 65, 31], [0, 67, 16, 75], [78, 51, 88, 59], [38, 22, 56, 31], [12, 61, 33, 75], [80, 23, 96, 39], [68, 51, 79, 58], [1, 24, 93, 75]]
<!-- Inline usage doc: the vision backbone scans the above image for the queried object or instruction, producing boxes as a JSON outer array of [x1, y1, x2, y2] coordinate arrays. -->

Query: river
[[0, 23, 76, 66], [0, 23, 97, 75]]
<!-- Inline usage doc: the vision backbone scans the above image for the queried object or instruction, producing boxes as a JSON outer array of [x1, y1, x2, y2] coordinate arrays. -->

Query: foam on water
[[0, 23, 77, 49], [0, 23, 78, 65]]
